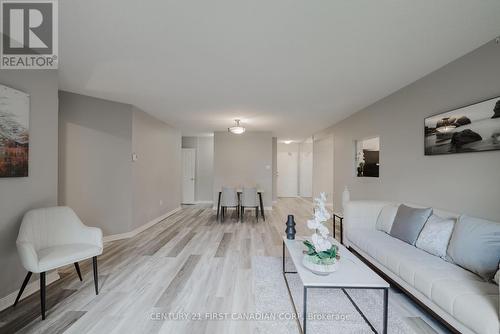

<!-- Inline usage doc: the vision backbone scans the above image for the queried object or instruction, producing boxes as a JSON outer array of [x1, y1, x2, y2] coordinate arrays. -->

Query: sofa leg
[[40, 272, 46, 320], [13, 272, 32, 307], [93, 256, 99, 295], [74, 262, 83, 281]]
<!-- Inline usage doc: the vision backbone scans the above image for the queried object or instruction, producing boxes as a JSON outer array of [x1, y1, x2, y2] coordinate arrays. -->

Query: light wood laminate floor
[[0, 198, 450, 334]]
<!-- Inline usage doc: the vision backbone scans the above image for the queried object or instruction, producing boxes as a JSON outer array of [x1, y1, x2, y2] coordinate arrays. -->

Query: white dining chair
[[240, 187, 259, 222], [14, 206, 103, 320], [220, 187, 239, 221]]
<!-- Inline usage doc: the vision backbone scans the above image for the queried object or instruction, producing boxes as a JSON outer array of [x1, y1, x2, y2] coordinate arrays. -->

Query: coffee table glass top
[[283, 237, 389, 288]]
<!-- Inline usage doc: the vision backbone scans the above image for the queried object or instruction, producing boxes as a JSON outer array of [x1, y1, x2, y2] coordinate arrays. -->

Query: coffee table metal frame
[[282, 240, 388, 334]]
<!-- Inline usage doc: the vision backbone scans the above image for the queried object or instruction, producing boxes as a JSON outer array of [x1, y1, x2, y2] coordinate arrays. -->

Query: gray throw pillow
[[389, 204, 433, 245], [447, 215, 500, 281]]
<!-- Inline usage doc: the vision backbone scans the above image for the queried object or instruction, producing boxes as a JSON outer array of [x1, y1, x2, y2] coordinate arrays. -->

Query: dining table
[[216, 189, 265, 221]]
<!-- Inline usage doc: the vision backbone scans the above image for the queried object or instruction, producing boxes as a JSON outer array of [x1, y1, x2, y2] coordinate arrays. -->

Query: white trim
[[195, 201, 213, 204], [0, 271, 60, 312], [103, 207, 181, 243]]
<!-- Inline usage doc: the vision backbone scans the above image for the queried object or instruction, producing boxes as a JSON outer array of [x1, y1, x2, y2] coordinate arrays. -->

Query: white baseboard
[[195, 201, 213, 204], [103, 207, 181, 243], [0, 271, 60, 312]]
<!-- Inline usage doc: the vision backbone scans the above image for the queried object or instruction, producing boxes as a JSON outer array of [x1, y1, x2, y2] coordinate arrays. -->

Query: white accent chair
[[220, 187, 239, 221], [14, 207, 103, 320], [240, 187, 259, 222]]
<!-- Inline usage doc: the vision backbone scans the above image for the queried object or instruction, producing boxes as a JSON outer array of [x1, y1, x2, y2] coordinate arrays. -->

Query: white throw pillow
[[416, 215, 455, 259], [494, 267, 499, 285], [376, 204, 398, 234]]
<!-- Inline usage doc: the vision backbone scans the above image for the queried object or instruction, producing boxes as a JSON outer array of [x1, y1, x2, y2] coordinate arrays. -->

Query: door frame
[[182, 148, 196, 204]]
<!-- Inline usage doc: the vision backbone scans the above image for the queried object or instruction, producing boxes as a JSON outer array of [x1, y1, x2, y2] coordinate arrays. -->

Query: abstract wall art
[[0, 84, 30, 177]]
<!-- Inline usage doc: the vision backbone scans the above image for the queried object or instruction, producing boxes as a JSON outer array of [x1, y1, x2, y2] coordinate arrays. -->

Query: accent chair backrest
[[221, 187, 238, 207]]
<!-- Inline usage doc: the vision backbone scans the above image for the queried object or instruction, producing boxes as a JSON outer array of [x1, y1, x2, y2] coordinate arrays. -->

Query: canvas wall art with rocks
[[425, 96, 500, 155]]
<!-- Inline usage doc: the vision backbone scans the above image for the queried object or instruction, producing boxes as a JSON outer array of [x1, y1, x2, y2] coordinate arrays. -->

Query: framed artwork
[[0, 84, 30, 177], [425, 96, 500, 155]]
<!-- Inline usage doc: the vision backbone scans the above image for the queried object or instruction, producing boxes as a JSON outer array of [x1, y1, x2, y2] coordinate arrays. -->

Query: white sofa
[[344, 200, 499, 334]]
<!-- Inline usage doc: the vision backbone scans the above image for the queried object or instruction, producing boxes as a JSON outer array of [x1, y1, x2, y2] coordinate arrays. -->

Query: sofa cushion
[[415, 215, 455, 259], [447, 215, 500, 281], [348, 228, 499, 334], [375, 204, 398, 234], [389, 204, 432, 245], [38, 244, 102, 272]]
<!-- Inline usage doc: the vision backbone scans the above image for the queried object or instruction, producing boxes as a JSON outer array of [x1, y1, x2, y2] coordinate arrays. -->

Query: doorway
[[277, 143, 299, 197], [182, 148, 196, 204]]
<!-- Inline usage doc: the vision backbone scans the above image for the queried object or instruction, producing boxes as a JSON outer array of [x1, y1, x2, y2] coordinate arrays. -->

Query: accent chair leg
[[74, 262, 83, 281], [256, 206, 259, 221], [93, 256, 99, 295], [40, 272, 46, 320], [13, 271, 32, 306]]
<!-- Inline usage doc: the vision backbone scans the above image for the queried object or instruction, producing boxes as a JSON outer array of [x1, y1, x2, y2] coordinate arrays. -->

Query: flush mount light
[[283, 140, 293, 145], [228, 119, 246, 134]]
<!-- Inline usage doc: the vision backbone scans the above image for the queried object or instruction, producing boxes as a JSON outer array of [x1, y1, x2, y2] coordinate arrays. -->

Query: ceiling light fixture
[[283, 140, 293, 144], [228, 119, 246, 134]]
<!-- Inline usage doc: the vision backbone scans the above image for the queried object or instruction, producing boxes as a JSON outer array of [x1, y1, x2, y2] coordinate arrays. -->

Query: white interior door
[[277, 150, 298, 197], [182, 148, 196, 204]]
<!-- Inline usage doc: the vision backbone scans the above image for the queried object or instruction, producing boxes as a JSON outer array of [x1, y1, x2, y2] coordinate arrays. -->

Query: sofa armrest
[[16, 241, 39, 273], [344, 200, 392, 245]]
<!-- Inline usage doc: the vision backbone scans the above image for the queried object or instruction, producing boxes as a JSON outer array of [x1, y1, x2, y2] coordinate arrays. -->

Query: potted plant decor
[[302, 192, 339, 275]]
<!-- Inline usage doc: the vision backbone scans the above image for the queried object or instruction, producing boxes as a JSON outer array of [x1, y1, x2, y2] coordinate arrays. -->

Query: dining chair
[[240, 187, 259, 222], [15, 206, 103, 320], [220, 187, 239, 221]]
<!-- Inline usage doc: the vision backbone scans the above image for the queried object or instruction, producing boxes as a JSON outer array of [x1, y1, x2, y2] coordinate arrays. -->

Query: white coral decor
[[306, 192, 332, 251]]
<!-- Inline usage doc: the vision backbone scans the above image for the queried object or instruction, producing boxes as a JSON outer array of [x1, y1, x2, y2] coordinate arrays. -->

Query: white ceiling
[[59, 1, 500, 141]]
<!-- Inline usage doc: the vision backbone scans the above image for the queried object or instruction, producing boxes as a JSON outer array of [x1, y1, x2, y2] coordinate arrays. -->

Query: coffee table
[[282, 237, 389, 334]]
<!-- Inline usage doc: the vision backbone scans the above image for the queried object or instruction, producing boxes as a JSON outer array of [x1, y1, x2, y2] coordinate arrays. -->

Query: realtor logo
[[1, 0, 58, 69]]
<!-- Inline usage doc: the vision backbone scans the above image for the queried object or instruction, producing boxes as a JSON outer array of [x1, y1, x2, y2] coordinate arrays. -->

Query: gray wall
[[132, 108, 181, 229], [59, 92, 182, 235], [272, 137, 277, 202], [181, 136, 214, 203], [0, 71, 59, 299], [213, 131, 273, 207], [195, 137, 214, 202], [312, 134, 334, 206], [59, 91, 133, 235], [299, 141, 313, 197], [325, 39, 500, 221]]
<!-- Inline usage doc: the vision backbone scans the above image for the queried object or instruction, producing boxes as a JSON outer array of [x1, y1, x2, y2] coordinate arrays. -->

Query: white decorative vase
[[341, 186, 350, 213], [302, 255, 338, 276]]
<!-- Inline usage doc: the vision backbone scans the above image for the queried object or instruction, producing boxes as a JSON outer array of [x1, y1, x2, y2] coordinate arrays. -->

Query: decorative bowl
[[302, 254, 338, 275]]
